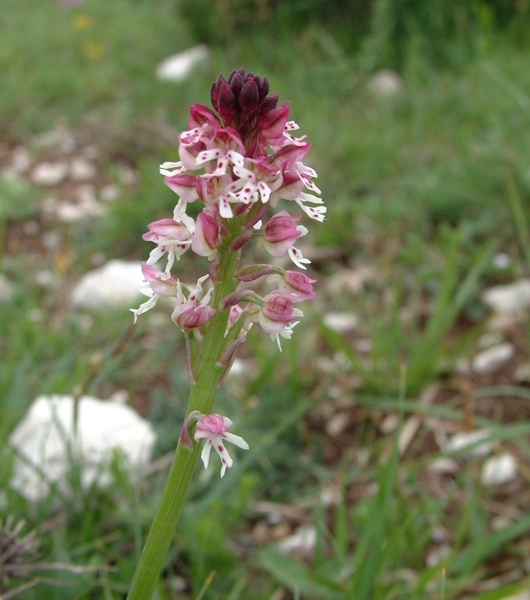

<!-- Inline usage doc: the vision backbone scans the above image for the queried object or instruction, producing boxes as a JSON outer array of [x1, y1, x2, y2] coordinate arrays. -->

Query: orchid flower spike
[[194, 413, 249, 477]]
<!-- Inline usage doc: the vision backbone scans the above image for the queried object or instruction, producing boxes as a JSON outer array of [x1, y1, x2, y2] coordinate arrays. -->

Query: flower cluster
[[133, 69, 324, 477]]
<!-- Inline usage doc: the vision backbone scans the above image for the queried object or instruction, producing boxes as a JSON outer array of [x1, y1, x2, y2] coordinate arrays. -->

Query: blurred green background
[[2, 0, 530, 598]]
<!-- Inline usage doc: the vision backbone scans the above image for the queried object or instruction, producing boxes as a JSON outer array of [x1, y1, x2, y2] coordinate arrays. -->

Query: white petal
[[160, 161, 183, 169], [270, 332, 282, 351], [212, 440, 233, 478], [288, 247, 311, 270], [298, 191, 323, 204], [173, 198, 187, 220], [147, 246, 166, 265], [304, 179, 321, 194], [295, 200, 326, 222], [196, 149, 223, 164], [179, 212, 196, 234], [223, 432, 249, 450], [201, 438, 213, 469], [227, 150, 244, 167], [297, 225, 308, 237], [219, 197, 233, 218], [130, 294, 158, 323], [295, 162, 317, 178], [232, 165, 256, 182]]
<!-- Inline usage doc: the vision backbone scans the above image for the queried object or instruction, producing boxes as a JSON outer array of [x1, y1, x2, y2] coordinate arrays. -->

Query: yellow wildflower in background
[[71, 14, 93, 30], [81, 38, 105, 59]]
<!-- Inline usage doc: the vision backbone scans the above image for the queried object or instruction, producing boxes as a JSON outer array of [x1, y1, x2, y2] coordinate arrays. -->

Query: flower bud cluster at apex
[[133, 69, 324, 353]]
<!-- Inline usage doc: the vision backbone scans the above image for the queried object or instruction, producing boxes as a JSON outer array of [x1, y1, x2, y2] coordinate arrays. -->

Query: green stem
[[126, 246, 241, 600]]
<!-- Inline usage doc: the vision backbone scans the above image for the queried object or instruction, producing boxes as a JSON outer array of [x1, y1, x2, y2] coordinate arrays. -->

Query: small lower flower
[[194, 414, 249, 477], [171, 275, 216, 330]]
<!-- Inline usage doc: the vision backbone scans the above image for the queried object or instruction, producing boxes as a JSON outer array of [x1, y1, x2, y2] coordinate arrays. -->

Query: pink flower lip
[[263, 211, 302, 257], [142, 218, 191, 242], [195, 413, 232, 437], [141, 262, 178, 297], [164, 173, 199, 203], [172, 304, 216, 330], [282, 270, 316, 300], [192, 210, 219, 258], [261, 291, 296, 324]]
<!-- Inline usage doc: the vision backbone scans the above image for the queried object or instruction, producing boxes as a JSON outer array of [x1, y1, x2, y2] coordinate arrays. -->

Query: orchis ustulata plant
[[126, 69, 324, 600]]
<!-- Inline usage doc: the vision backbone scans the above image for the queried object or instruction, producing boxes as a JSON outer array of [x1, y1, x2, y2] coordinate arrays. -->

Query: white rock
[[11, 146, 31, 173], [56, 199, 106, 222], [447, 429, 493, 457], [323, 312, 358, 333], [492, 252, 512, 269], [277, 525, 316, 554], [481, 453, 518, 486], [31, 162, 68, 186], [515, 362, 530, 383], [54, 185, 105, 222], [368, 69, 404, 96], [100, 184, 120, 202], [70, 260, 145, 308], [9, 395, 156, 501], [472, 342, 515, 374], [0, 274, 14, 302], [455, 358, 471, 374], [32, 127, 76, 153], [500, 590, 530, 600], [118, 165, 138, 185], [156, 45, 209, 82], [69, 157, 97, 181], [477, 330, 503, 349], [482, 279, 530, 316], [426, 544, 451, 567]]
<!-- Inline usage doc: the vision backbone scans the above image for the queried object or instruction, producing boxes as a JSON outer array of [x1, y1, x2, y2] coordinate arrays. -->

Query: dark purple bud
[[208, 256, 222, 283], [217, 334, 248, 385], [230, 229, 254, 251], [218, 82, 237, 124], [240, 79, 260, 111], [221, 289, 259, 310], [228, 68, 245, 84], [235, 264, 273, 282], [260, 92, 279, 115], [210, 82, 219, 112], [244, 202, 269, 229], [258, 76, 269, 100], [230, 72, 245, 99]]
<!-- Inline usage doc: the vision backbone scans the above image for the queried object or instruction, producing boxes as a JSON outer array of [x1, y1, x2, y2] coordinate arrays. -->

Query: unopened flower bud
[[230, 229, 254, 251], [221, 289, 260, 310], [239, 79, 260, 112], [235, 264, 273, 282]]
